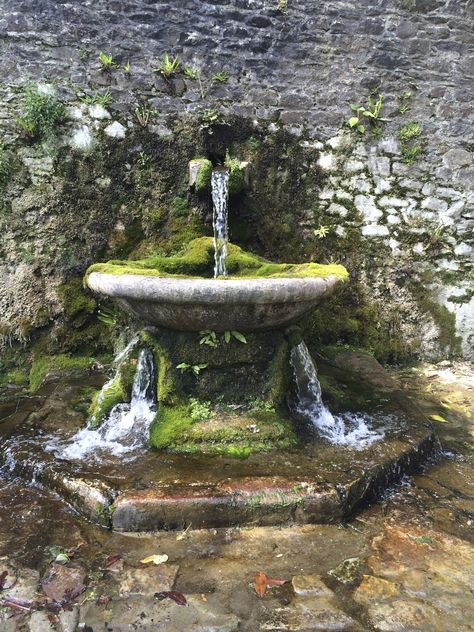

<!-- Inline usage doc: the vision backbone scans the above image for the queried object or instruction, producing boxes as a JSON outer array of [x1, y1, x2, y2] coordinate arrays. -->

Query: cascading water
[[211, 168, 230, 277], [55, 347, 157, 460], [290, 341, 385, 448]]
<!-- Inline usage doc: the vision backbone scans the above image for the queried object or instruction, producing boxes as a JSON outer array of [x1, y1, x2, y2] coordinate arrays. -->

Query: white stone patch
[[422, 182, 436, 196], [378, 138, 400, 155], [440, 285, 474, 359], [327, 203, 349, 218], [96, 176, 111, 189], [398, 178, 423, 191], [318, 152, 338, 172], [445, 200, 466, 217], [89, 104, 111, 120], [350, 175, 372, 193], [436, 186, 462, 200], [413, 243, 425, 255], [318, 187, 334, 201], [67, 106, 84, 120], [335, 189, 352, 201], [386, 213, 401, 225], [343, 159, 365, 174], [104, 121, 126, 138], [373, 176, 392, 194], [378, 196, 408, 208], [354, 195, 383, 222], [326, 133, 350, 151], [421, 197, 448, 212], [36, 82, 56, 96], [335, 225, 346, 237], [300, 140, 324, 150], [361, 224, 389, 237], [454, 242, 473, 257], [437, 259, 460, 271], [389, 238, 401, 254], [70, 125, 94, 151], [368, 155, 390, 177]]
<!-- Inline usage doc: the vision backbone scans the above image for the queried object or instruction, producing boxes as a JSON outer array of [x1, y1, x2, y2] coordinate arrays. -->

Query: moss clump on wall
[[29, 355, 95, 392], [57, 278, 96, 325], [85, 237, 348, 281], [88, 374, 126, 428], [150, 404, 298, 457], [192, 158, 213, 192], [225, 153, 246, 196]]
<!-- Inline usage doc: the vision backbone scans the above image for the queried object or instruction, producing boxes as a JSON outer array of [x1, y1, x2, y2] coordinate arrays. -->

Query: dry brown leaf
[[140, 554, 169, 565], [254, 571, 267, 598]]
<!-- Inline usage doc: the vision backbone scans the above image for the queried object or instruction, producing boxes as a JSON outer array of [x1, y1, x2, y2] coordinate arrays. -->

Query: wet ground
[[0, 359, 472, 631]]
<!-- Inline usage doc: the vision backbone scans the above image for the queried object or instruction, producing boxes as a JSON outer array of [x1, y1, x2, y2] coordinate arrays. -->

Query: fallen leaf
[[266, 577, 288, 587], [201, 593, 208, 602], [96, 594, 111, 606], [140, 554, 169, 565], [176, 523, 192, 541], [254, 571, 267, 598], [154, 591, 187, 606], [430, 414, 448, 423], [0, 570, 8, 591]]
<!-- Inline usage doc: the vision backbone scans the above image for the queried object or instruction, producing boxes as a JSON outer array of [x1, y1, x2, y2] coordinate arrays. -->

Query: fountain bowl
[[86, 272, 341, 332]]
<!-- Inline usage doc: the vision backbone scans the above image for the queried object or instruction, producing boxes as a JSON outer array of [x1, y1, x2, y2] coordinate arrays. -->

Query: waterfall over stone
[[290, 341, 385, 448], [211, 168, 230, 277], [59, 347, 157, 460]]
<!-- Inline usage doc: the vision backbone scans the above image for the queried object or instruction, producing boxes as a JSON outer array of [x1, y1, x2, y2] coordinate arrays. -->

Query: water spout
[[211, 168, 230, 277], [290, 341, 385, 448], [57, 347, 157, 460]]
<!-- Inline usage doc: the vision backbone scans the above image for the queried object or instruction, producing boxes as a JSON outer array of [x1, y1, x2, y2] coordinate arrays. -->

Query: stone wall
[[0, 0, 472, 363]]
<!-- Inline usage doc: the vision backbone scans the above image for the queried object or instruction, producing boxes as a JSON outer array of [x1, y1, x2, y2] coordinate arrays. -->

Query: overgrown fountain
[[0, 157, 438, 531]]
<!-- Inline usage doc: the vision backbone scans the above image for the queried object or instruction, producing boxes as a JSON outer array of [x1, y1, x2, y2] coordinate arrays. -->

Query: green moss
[[88, 374, 126, 428], [225, 153, 246, 196], [86, 237, 348, 281], [417, 296, 461, 356], [29, 355, 95, 392], [192, 158, 213, 192], [267, 340, 291, 406], [169, 196, 190, 216], [149, 403, 298, 456], [57, 279, 96, 324]]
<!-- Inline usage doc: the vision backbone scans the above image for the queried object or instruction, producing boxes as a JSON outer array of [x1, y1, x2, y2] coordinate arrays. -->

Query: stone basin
[[86, 273, 341, 331]]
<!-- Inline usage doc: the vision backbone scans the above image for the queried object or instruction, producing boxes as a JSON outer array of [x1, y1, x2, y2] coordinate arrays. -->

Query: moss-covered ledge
[[85, 237, 348, 281]]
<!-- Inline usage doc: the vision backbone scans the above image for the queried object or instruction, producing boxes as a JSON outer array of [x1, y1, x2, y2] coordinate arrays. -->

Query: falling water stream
[[55, 347, 157, 460], [211, 168, 230, 277], [290, 341, 385, 448]]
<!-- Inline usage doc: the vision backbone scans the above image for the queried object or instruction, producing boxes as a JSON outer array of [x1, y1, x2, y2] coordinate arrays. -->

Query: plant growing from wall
[[200, 109, 228, 135], [199, 330, 219, 348], [79, 90, 112, 107], [398, 121, 424, 164], [16, 85, 65, 141], [212, 71, 230, 83], [397, 91, 412, 114], [176, 362, 208, 376], [156, 52, 180, 78], [98, 51, 119, 70], [314, 225, 330, 239], [134, 105, 157, 127], [347, 92, 386, 135], [184, 65, 206, 99], [224, 330, 247, 344]]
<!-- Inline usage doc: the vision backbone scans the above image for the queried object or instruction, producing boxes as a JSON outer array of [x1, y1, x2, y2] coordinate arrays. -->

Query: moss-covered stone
[[29, 355, 95, 392], [150, 404, 298, 457], [88, 373, 126, 428], [86, 237, 349, 281], [191, 158, 212, 192], [225, 153, 247, 196]]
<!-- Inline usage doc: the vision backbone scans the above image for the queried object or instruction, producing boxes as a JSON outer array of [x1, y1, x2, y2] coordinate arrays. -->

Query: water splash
[[290, 341, 385, 449], [211, 168, 230, 277], [56, 347, 156, 461]]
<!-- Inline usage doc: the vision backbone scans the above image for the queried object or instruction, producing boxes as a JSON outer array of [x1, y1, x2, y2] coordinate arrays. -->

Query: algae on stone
[[29, 355, 96, 392], [86, 237, 348, 281]]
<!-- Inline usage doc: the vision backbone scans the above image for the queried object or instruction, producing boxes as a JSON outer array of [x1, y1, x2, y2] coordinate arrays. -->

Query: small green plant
[[347, 93, 385, 135], [97, 304, 117, 327], [176, 362, 208, 376], [372, 126, 382, 138], [79, 89, 112, 107], [277, 0, 288, 11], [16, 85, 65, 140], [224, 330, 247, 344], [189, 398, 213, 421], [398, 122, 424, 164], [79, 47, 91, 61], [137, 151, 151, 168], [184, 65, 199, 80], [156, 52, 180, 78], [123, 61, 131, 73], [134, 105, 157, 127], [0, 143, 10, 193], [313, 225, 330, 239], [183, 65, 206, 98], [200, 109, 228, 135], [98, 51, 118, 69], [397, 91, 412, 114], [199, 330, 219, 348], [248, 397, 275, 413], [398, 121, 421, 142], [212, 71, 230, 83]]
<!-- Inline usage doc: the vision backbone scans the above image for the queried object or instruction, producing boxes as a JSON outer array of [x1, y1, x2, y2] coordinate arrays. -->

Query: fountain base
[[0, 353, 438, 531]]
